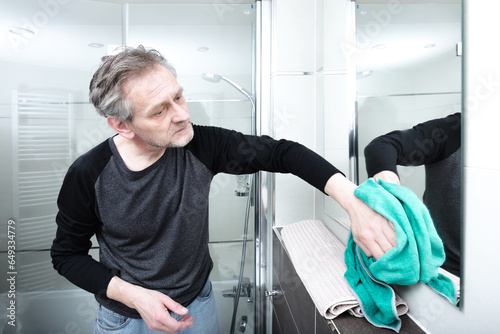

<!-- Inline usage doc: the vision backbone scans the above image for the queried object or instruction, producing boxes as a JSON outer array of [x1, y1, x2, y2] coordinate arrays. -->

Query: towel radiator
[[12, 90, 73, 291]]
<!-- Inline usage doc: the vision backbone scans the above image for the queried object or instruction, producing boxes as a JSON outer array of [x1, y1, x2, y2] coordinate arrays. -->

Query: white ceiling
[[0, 1, 461, 77], [355, 3, 462, 74], [0, 0, 255, 75]]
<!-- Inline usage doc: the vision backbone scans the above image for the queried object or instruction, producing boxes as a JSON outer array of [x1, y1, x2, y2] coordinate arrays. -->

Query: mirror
[[355, 0, 462, 304]]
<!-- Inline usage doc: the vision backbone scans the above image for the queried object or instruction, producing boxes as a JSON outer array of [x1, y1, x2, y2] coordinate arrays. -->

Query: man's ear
[[107, 117, 135, 139]]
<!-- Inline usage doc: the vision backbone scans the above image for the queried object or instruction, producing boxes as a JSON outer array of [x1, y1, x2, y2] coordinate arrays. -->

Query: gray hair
[[89, 45, 177, 122]]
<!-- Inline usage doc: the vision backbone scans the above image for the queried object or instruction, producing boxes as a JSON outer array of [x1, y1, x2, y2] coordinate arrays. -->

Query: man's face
[[124, 65, 194, 149]]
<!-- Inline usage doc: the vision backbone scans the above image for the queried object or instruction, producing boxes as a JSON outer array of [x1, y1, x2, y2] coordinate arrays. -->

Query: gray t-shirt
[[52, 124, 341, 318]]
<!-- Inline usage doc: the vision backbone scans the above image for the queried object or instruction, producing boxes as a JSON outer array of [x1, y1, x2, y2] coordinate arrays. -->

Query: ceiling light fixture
[[371, 44, 388, 51], [197, 46, 209, 52], [357, 70, 373, 79], [88, 42, 104, 48], [8, 26, 35, 39], [424, 43, 436, 49]]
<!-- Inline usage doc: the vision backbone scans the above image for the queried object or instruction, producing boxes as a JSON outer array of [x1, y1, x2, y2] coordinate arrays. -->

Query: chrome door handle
[[265, 289, 283, 298]]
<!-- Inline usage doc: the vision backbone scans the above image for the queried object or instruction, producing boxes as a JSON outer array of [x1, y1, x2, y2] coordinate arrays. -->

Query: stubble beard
[[145, 122, 194, 149], [168, 122, 194, 148]]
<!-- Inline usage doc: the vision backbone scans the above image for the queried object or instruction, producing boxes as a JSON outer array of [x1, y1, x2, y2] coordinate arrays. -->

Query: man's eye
[[156, 108, 164, 115]]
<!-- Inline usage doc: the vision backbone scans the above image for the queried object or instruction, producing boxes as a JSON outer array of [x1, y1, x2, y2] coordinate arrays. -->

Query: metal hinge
[[456, 42, 463, 57]]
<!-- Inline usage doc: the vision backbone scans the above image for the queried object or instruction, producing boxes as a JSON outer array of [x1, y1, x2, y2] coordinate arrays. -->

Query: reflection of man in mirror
[[364, 113, 461, 277]]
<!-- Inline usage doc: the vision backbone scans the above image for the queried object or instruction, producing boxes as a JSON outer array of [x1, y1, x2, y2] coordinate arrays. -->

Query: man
[[364, 112, 461, 277], [51, 45, 395, 334]]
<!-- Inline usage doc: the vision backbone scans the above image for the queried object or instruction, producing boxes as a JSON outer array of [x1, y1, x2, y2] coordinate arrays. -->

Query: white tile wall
[[321, 0, 352, 226], [324, 74, 349, 152], [274, 0, 316, 73], [272, 0, 353, 230], [323, 75, 350, 222], [463, 79, 500, 170], [274, 75, 317, 145], [461, 167, 500, 327], [323, 0, 348, 71], [274, 75, 317, 226]]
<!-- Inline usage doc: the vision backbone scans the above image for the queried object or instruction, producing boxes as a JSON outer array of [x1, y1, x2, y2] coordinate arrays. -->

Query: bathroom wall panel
[[323, 0, 348, 72], [460, 167, 500, 331], [274, 75, 317, 146], [322, 73, 351, 224], [274, 75, 317, 226], [463, 87, 500, 171], [324, 75, 349, 152], [462, 0, 500, 172], [320, 6, 353, 227], [316, 0, 325, 72], [274, 0, 316, 72]]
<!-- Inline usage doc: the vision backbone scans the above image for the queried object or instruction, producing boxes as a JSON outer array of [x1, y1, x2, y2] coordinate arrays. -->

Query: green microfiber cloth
[[344, 178, 456, 332]]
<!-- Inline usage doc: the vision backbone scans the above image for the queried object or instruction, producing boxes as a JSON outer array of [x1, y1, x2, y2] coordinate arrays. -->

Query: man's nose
[[171, 103, 190, 123]]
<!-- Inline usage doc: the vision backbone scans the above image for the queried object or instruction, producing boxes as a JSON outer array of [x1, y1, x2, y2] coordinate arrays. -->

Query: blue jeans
[[94, 279, 219, 334]]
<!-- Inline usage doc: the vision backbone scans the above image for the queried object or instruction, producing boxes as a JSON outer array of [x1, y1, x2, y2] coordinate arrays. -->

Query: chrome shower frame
[[201, 2, 271, 332]]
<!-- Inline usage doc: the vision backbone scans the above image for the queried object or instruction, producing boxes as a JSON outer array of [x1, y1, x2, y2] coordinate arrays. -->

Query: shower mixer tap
[[235, 174, 250, 196], [222, 276, 253, 303]]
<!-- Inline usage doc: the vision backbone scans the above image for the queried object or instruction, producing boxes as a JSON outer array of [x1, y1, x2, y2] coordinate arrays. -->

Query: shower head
[[201, 72, 256, 135], [201, 73, 222, 83], [201, 72, 255, 109]]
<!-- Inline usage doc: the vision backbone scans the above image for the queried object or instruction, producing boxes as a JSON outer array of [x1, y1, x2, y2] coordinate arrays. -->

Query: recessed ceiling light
[[357, 70, 373, 79], [371, 44, 388, 51], [8, 26, 35, 39], [197, 46, 209, 52], [88, 42, 104, 48], [424, 43, 436, 49]]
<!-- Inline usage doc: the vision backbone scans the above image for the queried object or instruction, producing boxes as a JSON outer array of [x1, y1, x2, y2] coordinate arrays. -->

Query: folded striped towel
[[281, 220, 408, 319]]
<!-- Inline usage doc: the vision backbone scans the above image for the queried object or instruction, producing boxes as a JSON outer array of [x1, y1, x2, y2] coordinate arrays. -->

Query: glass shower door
[[1, 1, 258, 333], [127, 3, 257, 333]]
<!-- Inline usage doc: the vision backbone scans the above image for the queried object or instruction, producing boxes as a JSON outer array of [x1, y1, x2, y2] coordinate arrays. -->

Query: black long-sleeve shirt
[[51, 124, 341, 317], [364, 113, 461, 276]]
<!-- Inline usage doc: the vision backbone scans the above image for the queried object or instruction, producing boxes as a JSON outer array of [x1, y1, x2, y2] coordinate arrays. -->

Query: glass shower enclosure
[[0, 1, 258, 333]]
